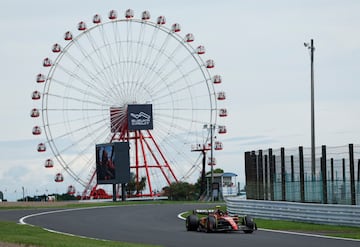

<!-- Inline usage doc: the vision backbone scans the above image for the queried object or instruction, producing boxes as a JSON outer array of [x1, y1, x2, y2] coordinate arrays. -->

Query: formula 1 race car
[[186, 206, 257, 233]]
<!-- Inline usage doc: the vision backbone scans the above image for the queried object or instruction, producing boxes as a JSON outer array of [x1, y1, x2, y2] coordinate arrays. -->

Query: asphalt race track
[[1, 203, 359, 247]]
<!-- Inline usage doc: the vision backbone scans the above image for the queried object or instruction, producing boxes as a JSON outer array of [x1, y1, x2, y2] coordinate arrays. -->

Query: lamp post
[[210, 124, 214, 201], [304, 39, 316, 177]]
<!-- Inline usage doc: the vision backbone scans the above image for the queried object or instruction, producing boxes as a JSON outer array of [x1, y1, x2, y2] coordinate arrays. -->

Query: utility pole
[[201, 124, 217, 201], [210, 124, 214, 201], [304, 39, 316, 177], [22, 186, 25, 201], [191, 143, 210, 198]]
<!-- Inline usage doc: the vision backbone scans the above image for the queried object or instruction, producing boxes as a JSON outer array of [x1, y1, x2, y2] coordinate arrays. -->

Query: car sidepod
[[217, 216, 239, 231]]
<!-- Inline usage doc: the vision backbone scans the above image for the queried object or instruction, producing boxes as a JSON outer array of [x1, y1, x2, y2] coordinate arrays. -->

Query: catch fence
[[245, 144, 360, 205]]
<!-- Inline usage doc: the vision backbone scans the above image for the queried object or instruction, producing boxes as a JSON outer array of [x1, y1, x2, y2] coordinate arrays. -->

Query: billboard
[[127, 104, 153, 130], [95, 142, 130, 184]]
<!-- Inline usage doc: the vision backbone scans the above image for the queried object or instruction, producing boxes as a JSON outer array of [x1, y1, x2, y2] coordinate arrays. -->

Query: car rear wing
[[193, 209, 215, 215]]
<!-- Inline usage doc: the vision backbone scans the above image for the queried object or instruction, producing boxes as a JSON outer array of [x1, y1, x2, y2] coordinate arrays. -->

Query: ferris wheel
[[30, 9, 227, 197]]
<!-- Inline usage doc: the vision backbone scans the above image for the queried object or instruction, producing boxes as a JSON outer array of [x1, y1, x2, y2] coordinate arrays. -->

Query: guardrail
[[225, 197, 360, 227]]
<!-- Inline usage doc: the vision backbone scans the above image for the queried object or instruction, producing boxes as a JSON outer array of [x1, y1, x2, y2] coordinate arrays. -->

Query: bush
[[163, 182, 198, 201]]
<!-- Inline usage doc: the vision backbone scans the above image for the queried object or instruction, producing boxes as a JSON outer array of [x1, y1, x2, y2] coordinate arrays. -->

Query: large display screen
[[96, 142, 130, 184]]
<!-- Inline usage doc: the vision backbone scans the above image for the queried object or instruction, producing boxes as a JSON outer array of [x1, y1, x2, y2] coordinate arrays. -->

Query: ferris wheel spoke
[[63, 131, 107, 182], [152, 77, 210, 104], [98, 25, 116, 73], [130, 31, 156, 98], [56, 48, 101, 85], [84, 33, 113, 78], [112, 22, 129, 88], [147, 54, 199, 96], [71, 39, 108, 84], [97, 25, 128, 99], [63, 58, 123, 104], [142, 39, 189, 92], [149, 131, 202, 180], [147, 35, 184, 79], [113, 22, 130, 83], [46, 79, 110, 106], [52, 60, 130, 106], [63, 158, 90, 187], [73, 158, 95, 185], [126, 21, 135, 82], [71, 38, 124, 100], [45, 107, 106, 125], [133, 24, 161, 88], [129, 23, 147, 89], [153, 115, 199, 139], [155, 110, 207, 131], [48, 115, 109, 156], [52, 153, 83, 184], [138, 33, 173, 89], [44, 111, 108, 141], [125, 22, 139, 98]]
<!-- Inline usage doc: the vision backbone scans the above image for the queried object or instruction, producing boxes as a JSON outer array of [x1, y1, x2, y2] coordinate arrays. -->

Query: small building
[[206, 172, 238, 199]]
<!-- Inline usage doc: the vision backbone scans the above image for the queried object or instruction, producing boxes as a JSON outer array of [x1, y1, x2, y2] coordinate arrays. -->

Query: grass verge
[[255, 218, 360, 239], [0, 221, 160, 247]]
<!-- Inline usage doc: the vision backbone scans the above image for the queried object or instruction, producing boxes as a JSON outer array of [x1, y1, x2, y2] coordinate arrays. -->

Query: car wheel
[[186, 214, 199, 231], [243, 215, 255, 233], [206, 216, 216, 233]]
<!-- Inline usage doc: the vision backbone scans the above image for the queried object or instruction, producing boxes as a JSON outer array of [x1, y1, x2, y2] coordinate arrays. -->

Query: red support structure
[[134, 131, 140, 191], [129, 130, 178, 196], [146, 130, 178, 183], [83, 128, 179, 198]]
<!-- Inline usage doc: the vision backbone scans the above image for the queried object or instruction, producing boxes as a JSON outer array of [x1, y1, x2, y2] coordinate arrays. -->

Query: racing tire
[[243, 215, 255, 234], [206, 216, 217, 233], [186, 214, 199, 231]]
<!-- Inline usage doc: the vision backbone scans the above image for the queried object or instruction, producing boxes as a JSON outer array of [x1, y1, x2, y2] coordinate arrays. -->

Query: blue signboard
[[127, 104, 153, 130]]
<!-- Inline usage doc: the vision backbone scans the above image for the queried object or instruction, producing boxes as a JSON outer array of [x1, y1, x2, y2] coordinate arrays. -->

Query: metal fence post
[[321, 145, 328, 204], [258, 150, 264, 200], [299, 146, 305, 202], [349, 144, 356, 205], [281, 147, 286, 201], [244, 151, 254, 199], [269, 148, 275, 201], [264, 154, 269, 200]]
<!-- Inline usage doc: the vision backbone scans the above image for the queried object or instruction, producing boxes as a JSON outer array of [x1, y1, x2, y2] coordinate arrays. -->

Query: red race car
[[186, 206, 257, 233]]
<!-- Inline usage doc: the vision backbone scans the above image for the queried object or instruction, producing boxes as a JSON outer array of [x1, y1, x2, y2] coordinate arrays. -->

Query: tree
[[163, 182, 197, 201], [163, 167, 225, 201], [56, 193, 77, 201], [126, 172, 146, 196], [207, 168, 224, 176]]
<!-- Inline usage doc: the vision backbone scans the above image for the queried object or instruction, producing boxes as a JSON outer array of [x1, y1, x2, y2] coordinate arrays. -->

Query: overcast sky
[[1, 0, 359, 201]]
